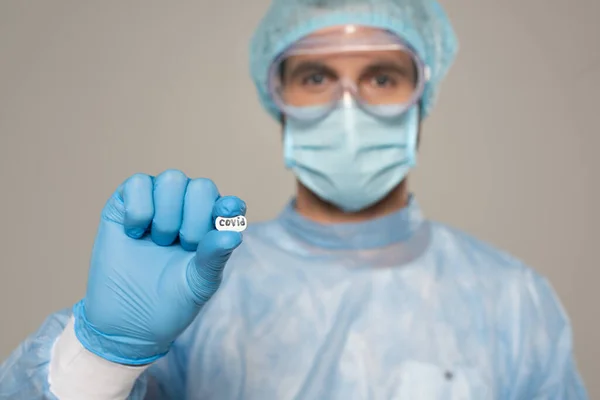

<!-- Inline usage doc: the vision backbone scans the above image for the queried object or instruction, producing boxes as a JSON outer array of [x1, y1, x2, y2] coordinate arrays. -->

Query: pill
[[215, 215, 247, 232]]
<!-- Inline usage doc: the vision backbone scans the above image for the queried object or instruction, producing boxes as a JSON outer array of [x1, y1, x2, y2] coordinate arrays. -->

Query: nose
[[342, 91, 354, 108]]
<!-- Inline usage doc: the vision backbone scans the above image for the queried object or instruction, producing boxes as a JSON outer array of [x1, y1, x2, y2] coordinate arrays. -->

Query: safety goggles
[[267, 25, 429, 121]]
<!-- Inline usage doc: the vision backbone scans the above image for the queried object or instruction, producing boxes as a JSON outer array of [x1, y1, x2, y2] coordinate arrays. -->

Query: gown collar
[[277, 194, 425, 250]]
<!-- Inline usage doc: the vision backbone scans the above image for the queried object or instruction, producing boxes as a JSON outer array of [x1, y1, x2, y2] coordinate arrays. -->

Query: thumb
[[186, 230, 242, 305]]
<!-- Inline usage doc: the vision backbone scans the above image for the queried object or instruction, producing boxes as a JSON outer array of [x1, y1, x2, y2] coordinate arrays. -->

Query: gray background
[[0, 0, 598, 397]]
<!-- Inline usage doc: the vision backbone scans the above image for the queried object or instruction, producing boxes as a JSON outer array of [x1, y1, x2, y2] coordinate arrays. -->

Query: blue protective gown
[[0, 197, 588, 399]]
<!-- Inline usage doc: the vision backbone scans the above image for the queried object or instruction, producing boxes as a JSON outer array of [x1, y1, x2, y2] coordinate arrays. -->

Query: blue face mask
[[283, 101, 419, 212]]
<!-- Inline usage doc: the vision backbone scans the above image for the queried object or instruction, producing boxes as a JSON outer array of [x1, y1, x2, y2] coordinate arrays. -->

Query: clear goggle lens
[[267, 26, 428, 121]]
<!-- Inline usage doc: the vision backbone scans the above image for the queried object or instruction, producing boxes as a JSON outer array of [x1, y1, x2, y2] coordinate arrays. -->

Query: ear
[[280, 113, 286, 135], [416, 103, 423, 150], [279, 113, 286, 142]]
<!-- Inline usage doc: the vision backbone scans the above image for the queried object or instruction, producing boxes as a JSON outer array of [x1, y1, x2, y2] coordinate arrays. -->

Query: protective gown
[[0, 197, 588, 399]]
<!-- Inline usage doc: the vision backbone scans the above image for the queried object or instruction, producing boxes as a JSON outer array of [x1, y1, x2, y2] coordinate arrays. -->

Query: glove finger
[[186, 230, 242, 305], [151, 169, 189, 246], [119, 173, 154, 239], [179, 178, 220, 251], [212, 195, 247, 220]]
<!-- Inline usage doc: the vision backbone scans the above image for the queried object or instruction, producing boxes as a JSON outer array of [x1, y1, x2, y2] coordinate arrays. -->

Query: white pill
[[215, 215, 247, 232]]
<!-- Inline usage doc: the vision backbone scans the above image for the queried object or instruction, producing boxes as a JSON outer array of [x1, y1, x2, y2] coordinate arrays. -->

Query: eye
[[302, 73, 327, 86], [371, 74, 395, 88]]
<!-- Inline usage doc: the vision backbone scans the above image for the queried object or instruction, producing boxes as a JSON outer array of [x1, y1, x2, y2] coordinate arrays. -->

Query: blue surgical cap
[[250, 0, 459, 120]]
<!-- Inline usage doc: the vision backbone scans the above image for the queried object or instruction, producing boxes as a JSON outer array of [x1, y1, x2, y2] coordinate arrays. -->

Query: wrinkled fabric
[[0, 197, 588, 399], [0, 311, 149, 399], [250, 0, 459, 120]]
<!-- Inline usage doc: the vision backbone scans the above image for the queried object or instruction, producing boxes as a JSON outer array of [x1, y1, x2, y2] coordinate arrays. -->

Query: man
[[0, 0, 589, 399]]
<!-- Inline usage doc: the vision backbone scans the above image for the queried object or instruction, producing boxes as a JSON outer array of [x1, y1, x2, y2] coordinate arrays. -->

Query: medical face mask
[[283, 99, 419, 212]]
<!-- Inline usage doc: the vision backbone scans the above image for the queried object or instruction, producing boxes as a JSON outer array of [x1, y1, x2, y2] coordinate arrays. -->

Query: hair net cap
[[250, 0, 459, 120]]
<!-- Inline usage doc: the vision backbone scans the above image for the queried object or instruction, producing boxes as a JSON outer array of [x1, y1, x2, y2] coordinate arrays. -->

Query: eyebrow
[[361, 60, 414, 75]]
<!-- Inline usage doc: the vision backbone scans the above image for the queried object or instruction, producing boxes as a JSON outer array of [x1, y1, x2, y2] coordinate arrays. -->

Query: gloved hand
[[72, 170, 246, 365]]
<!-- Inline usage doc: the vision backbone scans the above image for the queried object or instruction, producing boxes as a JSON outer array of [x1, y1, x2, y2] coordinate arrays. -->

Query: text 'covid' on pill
[[215, 216, 247, 232]]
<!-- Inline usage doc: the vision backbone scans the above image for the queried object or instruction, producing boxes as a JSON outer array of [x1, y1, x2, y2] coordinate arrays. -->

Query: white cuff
[[48, 316, 151, 400]]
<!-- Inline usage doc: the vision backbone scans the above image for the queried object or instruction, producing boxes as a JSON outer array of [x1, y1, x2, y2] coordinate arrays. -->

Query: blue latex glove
[[72, 170, 246, 365]]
